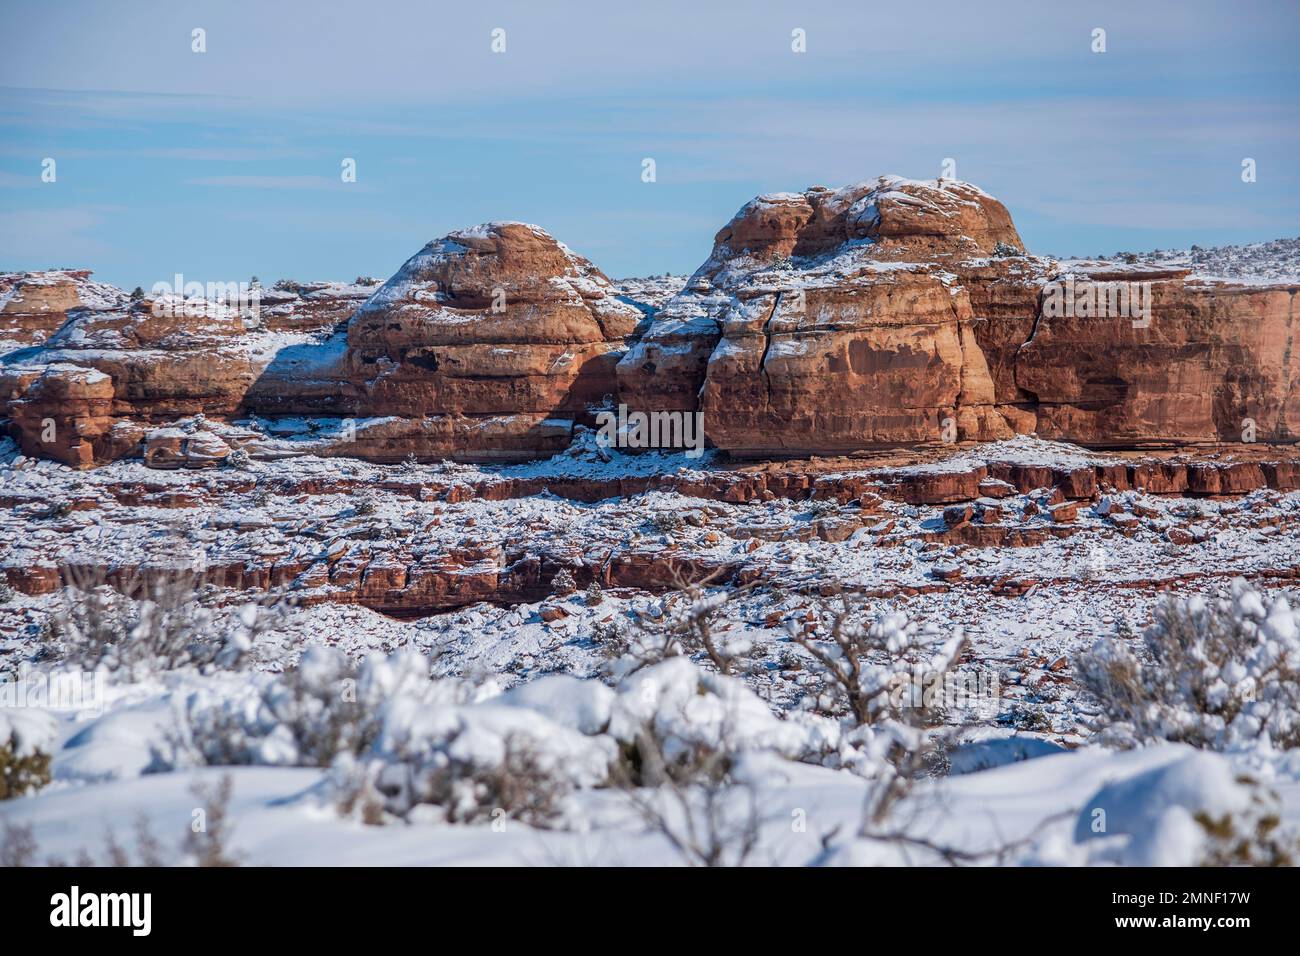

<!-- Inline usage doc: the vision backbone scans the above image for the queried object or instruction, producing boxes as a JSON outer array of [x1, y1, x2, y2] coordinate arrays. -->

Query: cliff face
[[1020, 281, 1299, 446], [669, 177, 1032, 454], [0, 270, 129, 351], [619, 175, 1294, 456], [244, 221, 643, 462], [2, 177, 1297, 468]]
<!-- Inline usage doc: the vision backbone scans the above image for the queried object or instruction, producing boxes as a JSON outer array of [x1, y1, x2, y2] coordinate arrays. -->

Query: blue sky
[[1, 0, 1297, 289]]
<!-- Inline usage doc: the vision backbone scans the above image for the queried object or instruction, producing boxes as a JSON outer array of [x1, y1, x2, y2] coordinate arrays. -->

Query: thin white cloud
[[185, 175, 363, 190]]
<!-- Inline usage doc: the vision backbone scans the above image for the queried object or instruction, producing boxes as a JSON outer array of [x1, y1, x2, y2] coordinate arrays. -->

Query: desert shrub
[[788, 593, 969, 729], [550, 567, 576, 596], [590, 616, 632, 659], [353, 493, 377, 517], [0, 820, 36, 866], [182, 775, 240, 867], [583, 581, 604, 606], [344, 733, 572, 828], [163, 647, 423, 770], [1195, 790, 1297, 867], [611, 719, 762, 867], [1076, 579, 1300, 750], [38, 500, 73, 520], [51, 565, 283, 678], [0, 580, 14, 605], [657, 584, 758, 677], [0, 733, 51, 800], [330, 665, 614, 826], [597, 569, 758, 678], [1, 706, 61, 800], [164, 649, 598, 827], [430, 459, 477, 478], [648, 511, 682, 534], [604, 657, 828, 865], [1069, 750, 1300, 866], [806, 498, 840, 518], [224, 447, 253, 471]]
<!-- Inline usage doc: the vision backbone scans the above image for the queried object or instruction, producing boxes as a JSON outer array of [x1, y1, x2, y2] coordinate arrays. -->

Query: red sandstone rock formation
[[2, 178, 1297, 468], [1019, 272, 1299, 445], [623, 175, 1298, 456], [0, 270, 128, 349], [255, 279, 381, 333], [2, 363, 117, 467], [621, 176, 1039, 454], [247, 221, 642, 462]]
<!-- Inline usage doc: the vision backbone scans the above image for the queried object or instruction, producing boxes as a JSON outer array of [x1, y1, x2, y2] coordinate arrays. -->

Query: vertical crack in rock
[[1275, 288, 1296, 440], [758, 291, 781, 416]]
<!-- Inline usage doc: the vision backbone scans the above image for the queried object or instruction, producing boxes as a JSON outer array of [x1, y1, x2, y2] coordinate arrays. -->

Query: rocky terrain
[[3, 176, 1297, 471], [3, 176, 1300, 869]]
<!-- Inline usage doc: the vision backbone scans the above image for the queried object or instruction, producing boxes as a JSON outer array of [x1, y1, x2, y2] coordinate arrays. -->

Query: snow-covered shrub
[[167, 648, 609, 827], [52, 566, 279, 678], [658, 585, 759, 677], [335, 691, 616, 827], [608, 657, 828, 787], [600, 586, 758, 679], [1076, 579, 1300, 751], [165, 648, 440, 769], [430, 459, 478, 478], [38, 500, 73, 520], [0, 580, 14, 604], [1071, 750, 1298, 866], [0, 739, 50, 800], [224, 447, 253, 471], [339, 729, 588, 827], [583, 580, 604, 606], [806, 498, 839, 518], [788, 595, 969, 730], [353, 493, 377, 516], [182, 775, 240, 867], [590, 615, 632, 660], [648, 511, 682, 534], [0, 710, 57, 799], [605, 659, 803, 865], [550, 567, 576, 596]]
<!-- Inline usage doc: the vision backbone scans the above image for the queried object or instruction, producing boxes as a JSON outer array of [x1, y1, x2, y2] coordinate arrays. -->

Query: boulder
[[142, 425, 232, 469], [0, 270, 128, 350]]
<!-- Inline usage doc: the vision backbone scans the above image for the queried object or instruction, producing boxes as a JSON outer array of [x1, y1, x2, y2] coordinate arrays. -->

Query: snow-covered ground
[[3, 432, 1300, 866], [1057, 237, 1300, 285]]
